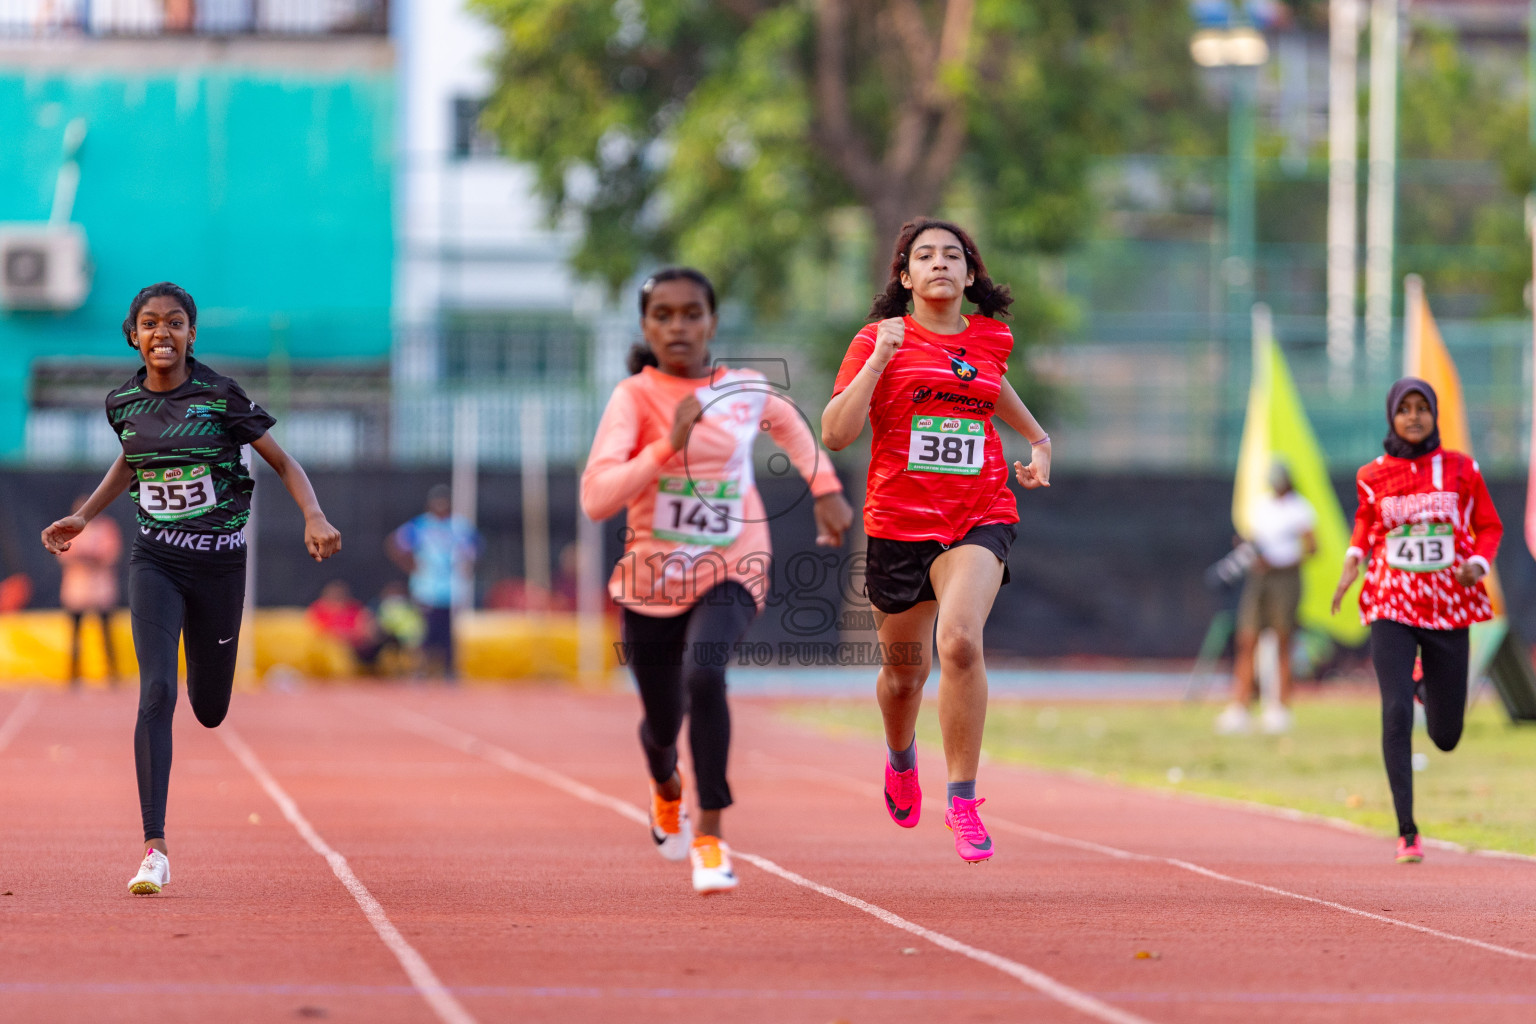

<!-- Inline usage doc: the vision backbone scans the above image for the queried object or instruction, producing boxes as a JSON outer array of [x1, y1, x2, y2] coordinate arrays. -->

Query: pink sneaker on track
[[1396, 833, 1424, 863], [884, 757, 921, 828], [945, 796, 994, 863]]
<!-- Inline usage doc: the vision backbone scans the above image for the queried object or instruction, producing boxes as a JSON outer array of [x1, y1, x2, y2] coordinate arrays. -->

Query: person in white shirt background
[[1216, 463, 1317, 735]]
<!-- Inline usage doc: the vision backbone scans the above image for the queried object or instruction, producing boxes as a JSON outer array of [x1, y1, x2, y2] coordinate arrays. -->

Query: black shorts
[[864, 522, 1016, 615]]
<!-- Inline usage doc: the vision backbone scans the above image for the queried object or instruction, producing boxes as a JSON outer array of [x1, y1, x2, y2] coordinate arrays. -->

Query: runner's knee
[[935, 624, 982, 671], [1428, 718, 1462, 752], [879, 661, 927, 696]]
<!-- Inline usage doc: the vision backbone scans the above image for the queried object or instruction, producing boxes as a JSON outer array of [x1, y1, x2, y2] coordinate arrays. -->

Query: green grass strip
[[782, 696, 1536, 857]]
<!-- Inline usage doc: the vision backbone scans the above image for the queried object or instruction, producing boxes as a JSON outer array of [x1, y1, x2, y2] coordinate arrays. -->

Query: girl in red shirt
[[1331, 377, 1502, 863], [822, 219, 1051, 863], [581, 267, 852, 893]]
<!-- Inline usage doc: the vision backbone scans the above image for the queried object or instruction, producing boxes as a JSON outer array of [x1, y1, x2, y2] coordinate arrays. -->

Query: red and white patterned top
[[1346, 449, 1502, 630]]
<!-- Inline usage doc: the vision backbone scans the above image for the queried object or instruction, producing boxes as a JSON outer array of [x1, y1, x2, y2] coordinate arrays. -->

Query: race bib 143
[[137, 464, 217, 521], [652, 477, 743, 546]]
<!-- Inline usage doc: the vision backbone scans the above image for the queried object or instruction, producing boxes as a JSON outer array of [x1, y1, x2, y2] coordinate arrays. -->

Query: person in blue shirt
[[386, 484, 480, 679]]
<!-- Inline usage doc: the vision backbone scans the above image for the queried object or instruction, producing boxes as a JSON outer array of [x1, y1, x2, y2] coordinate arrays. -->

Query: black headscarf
[[1383, 376, 1441, 459]]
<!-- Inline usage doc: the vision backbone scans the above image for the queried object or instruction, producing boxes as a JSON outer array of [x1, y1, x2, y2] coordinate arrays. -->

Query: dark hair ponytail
[[628, 266, 718, 375], [122, 281, 198, 353], [868, 218, 1012, 321], [626, 342, 659, 374]]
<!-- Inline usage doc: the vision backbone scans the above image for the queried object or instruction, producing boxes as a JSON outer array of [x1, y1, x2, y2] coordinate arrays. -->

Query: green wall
[[0, 67, 394, 459]]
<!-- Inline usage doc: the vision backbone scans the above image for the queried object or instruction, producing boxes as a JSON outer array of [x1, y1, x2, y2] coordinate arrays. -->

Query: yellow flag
[[1234, 310, 1368, 644]]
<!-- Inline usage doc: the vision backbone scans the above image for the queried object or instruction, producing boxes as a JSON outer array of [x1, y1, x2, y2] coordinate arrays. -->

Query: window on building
[[451, 97, 500, 159], [442, 312, 589, 383]]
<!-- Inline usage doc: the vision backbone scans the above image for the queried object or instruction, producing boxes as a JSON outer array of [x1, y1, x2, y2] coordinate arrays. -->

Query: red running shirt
[[833, 315, 1018, 543], [1347, 449, 1502, 630]]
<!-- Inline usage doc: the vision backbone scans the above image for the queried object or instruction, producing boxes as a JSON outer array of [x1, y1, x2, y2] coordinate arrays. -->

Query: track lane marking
[[756, 756, 1536, 963], [219, 727, 478, 1024], [0, 690, 41, 754], [393, 709, 1157, 1024]]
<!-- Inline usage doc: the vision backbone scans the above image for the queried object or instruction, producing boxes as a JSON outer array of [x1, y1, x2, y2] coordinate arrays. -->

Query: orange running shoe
[[689, 834, 738, 894], [649, 775, 692, 862]]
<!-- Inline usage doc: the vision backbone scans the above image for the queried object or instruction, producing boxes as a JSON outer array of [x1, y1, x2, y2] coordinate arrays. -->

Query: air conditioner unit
[[0, 224, 91, 312]]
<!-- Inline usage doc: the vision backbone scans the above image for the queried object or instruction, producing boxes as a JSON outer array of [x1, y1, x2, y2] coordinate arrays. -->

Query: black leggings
[[1370, 618, 1469, 837], [129, 536, 247, 842], [620, 583, 757, 812]]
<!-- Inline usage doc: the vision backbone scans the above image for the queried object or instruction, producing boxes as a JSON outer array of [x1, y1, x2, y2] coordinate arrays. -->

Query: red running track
[[2, 685, 1535, 1023]]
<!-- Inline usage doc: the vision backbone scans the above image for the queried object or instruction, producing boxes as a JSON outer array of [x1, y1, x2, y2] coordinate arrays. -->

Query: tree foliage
[[472, 0, 1208, 324]]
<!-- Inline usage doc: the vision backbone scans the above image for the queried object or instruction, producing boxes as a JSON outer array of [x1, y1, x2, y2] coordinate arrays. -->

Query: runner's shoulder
[[106, 367, 149, 406], [964, 314, 1013, 343]]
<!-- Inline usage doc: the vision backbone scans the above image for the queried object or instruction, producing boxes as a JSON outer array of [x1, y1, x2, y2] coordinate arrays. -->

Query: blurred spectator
[[1216, 463, 1317, 736], [56, 496, 121, 688], [306, 580, 383, 675], [386, 485, 480, 679], [484, 542, 587, 612], [375, 580, 426, 674]]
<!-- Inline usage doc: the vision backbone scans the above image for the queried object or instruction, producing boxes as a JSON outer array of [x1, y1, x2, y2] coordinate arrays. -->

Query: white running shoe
[[1259, 704, 1293, 735], [689, 835, 738, 895], [128, 849, 170, 895], [649, 778, 693, 862], [1214, 703, 1251, 736]]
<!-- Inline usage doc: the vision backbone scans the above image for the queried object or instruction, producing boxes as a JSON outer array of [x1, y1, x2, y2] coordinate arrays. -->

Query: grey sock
[[887, 736, 916, 773], [947, 780, 976, 803]]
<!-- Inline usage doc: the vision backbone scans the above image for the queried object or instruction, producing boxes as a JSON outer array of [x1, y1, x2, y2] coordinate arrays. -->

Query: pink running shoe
[[883, 757, 921, 828], [945, 796, 994, 863], [1396, 833, 1424, 863]]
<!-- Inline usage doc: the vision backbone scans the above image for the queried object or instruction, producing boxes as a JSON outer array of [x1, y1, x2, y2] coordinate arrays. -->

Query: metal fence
[[0, 0, 387, 36]]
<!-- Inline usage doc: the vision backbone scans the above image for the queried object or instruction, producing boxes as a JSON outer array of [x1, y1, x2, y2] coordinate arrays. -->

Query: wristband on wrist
[[1030, 433, 1050, 447]]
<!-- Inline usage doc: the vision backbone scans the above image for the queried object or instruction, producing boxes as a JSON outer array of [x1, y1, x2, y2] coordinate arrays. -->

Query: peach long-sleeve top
[[581, 365, 843, 617], [57, 514, 122, 612]]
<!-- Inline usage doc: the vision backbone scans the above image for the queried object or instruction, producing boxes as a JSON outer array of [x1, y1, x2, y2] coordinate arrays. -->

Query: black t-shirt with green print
[[105, 359, 276, 533]]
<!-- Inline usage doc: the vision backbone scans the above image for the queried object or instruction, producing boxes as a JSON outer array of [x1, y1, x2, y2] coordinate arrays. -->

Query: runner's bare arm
[[41, 454, 133, 554], [1331, 551, 1363, 615], [822, 318, 904, 450], [251, 433, 342, 562], [996, 379, 1051, 489]]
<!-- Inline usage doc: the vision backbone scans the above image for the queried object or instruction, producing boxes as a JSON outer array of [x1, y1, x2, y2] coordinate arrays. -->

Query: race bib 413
[[1385, 522, 1454, 572]]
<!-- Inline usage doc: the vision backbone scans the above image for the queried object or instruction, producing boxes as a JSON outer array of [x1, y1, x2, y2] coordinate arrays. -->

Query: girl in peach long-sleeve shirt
[[580, 268, 852, 895]]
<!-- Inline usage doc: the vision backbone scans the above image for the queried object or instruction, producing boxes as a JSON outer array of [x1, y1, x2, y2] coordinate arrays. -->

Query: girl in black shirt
[[42, 282, 341, 894]]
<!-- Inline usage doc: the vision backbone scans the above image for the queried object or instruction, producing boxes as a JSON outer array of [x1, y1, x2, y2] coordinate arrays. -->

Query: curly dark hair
[[122, 282, 198, 354], [627, 267, 718, 374], [868, 218, 1012, 321]]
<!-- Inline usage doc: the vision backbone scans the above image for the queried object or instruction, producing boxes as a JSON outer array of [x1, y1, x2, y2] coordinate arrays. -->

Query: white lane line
[[392, 709, 1156, 1024], [757, 756, 1536, 963], [0, 691, 41, 754], [219, 728, 478, 1024]]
